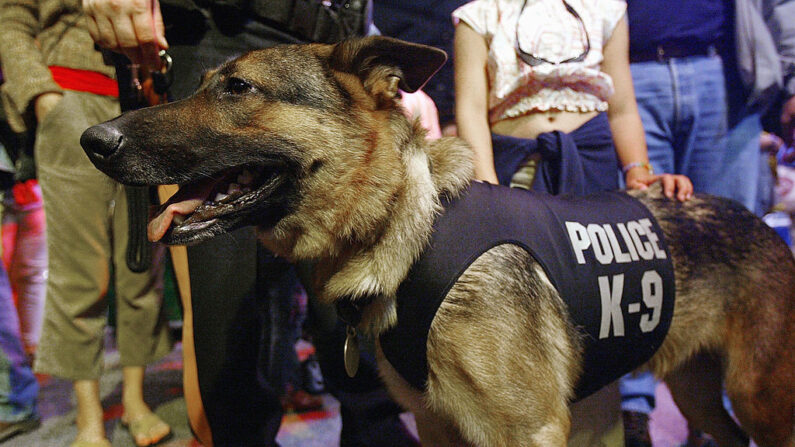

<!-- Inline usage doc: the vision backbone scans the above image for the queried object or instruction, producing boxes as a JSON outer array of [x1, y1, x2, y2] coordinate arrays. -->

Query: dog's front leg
[[376, 344, 474, 446], [413, 404, 475, 446], [420, 245, 576, 446]]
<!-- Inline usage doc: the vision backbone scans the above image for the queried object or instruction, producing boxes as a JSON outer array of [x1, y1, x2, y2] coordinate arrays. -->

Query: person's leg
[[73, 379, 107, 444], [33, 91, 120, 444], [664, 55, 730, 447], [160, 14, 293, 446], [0, 259, 39, 434], [630, 60, 677, 176], [618, 373, 656, 446], [6, 193, 47, 356], [619, 59, 684, 446], [718, 113, 764, 215], [260, 255, 324, 411], [261, 254, 299, 398], [120, 366, 171, 446], [187, 233, 283, 446], [111, 173, 173, 445], [674, 55, 728, 195], [305, 293, 418, 447], [0, 201, 17, 275]]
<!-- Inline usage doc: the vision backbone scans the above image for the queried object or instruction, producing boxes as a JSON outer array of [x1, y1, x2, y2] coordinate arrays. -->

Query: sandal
[[121, 413, 172, 447], [69, 440, 112, 447]]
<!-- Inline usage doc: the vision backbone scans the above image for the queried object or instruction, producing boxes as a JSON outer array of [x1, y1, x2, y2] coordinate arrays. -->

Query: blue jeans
[[621, 54, 730, 414], [631, 54, 728, 194], [0, 260, 38, 422], [719, 112, 765, 215], [618, 372, 656, 414], [631, 53, 766, 214], [2, 186, 47, 354]]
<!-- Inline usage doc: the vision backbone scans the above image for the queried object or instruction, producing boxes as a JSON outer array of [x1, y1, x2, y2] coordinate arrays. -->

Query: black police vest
[[379, 182, 675, 400]]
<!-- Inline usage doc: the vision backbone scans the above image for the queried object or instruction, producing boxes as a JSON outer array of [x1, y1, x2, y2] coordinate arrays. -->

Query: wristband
[[622, 161, 654, 175]]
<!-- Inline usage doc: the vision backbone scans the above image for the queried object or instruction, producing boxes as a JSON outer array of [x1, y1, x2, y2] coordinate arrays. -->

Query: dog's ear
[[330, 36, 447, 101]]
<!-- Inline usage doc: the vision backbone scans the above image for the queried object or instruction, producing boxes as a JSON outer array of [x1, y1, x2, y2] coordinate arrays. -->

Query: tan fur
[[81, 37, 795, 447]]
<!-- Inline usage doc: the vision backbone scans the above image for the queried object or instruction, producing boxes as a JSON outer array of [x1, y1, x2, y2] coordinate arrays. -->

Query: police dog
[[81, 37, 794, 447]]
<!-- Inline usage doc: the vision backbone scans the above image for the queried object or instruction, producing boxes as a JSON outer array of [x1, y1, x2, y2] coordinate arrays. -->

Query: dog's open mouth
[[149, 166, 279, 243]]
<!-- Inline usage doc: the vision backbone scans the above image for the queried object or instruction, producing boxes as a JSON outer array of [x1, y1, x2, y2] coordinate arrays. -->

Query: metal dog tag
[[344, 325, 360, 377]]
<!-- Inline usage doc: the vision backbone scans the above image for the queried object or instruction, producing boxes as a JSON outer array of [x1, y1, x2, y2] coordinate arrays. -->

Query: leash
[[125, 186, 152, 272], [122, 51, 173, 272]]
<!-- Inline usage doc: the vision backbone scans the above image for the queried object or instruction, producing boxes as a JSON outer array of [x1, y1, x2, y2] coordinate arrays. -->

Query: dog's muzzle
[[81, 123, 125, 161]]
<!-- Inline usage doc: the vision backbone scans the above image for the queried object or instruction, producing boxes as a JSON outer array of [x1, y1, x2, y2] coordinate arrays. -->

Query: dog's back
[[636, 186, 795, 447]]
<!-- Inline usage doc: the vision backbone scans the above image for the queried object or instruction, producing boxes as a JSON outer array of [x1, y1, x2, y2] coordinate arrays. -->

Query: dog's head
[[81, 36, 447, 247]]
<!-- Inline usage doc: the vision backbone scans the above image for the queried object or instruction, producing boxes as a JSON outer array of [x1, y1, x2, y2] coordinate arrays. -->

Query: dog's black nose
[[80, 123, 124, 159]]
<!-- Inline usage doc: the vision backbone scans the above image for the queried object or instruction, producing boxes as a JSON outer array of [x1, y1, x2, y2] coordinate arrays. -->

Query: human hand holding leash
[[82, 0, 167, 69]]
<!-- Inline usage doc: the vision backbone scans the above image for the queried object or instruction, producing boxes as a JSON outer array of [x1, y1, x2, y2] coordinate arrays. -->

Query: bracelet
[[622, 161, 654, 175]]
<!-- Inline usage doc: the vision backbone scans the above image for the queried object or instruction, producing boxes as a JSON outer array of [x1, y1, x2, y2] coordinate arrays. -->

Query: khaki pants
[[33, 90, 171, 379]]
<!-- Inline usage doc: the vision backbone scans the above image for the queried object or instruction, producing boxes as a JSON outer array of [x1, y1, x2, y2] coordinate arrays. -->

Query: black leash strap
[[125, 186, 152, 273], [111, 50, 173, 272]]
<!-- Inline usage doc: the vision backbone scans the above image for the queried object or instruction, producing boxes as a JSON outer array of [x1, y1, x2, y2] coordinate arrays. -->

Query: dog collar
[[336, 294, 377, 378], [336, 295, 372, 328]]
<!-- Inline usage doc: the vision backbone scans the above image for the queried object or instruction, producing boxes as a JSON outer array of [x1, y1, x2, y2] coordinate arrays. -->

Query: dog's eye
[[225, 77, 254, 95]]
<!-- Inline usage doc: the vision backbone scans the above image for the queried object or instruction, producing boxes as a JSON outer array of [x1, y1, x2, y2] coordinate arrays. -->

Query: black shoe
[[622, 410, 652, 447], [683, 429, 718, 447], [0, 415, 41, 443]]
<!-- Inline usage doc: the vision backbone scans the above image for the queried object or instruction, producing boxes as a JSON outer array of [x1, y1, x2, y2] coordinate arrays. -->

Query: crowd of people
[[0, 0, 792, 446]]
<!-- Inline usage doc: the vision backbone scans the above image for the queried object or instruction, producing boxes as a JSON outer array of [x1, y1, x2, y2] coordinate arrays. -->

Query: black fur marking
[[309, 159, 324, 174], [322, 58, 354, 109]]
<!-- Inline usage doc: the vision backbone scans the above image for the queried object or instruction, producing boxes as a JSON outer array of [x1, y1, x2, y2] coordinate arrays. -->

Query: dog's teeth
[[227, 183, 241, 194], [173, 214, 186, 225], [238, 170, 254, 185], [215, 192, 229, 202]]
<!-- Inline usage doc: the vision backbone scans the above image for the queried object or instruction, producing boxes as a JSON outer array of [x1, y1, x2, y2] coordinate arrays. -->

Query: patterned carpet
[[2, 334, 350, 447], [0, 330, 714, 447]]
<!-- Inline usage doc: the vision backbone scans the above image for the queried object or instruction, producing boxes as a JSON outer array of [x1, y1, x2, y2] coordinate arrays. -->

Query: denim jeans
[[618, 372, 656, 414], [620, 54, 730, 413], [631, 53, 766, 215], [719, 111, 765, 215], [2, 185, 47, 354], [0, 258, 38, 422], [631, 54, 729, 194]]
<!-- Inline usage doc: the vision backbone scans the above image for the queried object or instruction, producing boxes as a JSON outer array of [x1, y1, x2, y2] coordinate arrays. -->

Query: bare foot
[[73, 380, 110, 446], [73, 413, 111, 447], [121, 404, 171, 447]]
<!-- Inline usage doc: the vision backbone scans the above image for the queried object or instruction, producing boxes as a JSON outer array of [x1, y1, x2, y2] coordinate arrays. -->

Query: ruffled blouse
[[453, 0, 626, 123]]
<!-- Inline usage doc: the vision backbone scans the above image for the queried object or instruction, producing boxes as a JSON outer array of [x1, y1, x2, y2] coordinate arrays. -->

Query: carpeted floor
[[2, 332, 354, 447], [1, 330, 712, 447]]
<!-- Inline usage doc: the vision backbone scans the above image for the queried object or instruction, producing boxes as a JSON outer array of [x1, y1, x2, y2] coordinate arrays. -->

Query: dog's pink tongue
[[148, 178, 218, 242]]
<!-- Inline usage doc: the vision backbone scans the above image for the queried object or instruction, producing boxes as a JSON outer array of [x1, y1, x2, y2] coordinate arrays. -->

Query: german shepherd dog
[[81, 37, 794, 446]]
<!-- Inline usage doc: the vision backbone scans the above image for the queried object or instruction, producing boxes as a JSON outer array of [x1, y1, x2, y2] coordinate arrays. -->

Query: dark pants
[[304, 288, 416, 447], [160, 8, 413, 446], [156, 12, 295, 446]]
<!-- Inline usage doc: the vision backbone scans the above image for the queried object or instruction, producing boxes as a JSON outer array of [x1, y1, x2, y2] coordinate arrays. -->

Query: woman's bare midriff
[[491, 109, 600, 139]]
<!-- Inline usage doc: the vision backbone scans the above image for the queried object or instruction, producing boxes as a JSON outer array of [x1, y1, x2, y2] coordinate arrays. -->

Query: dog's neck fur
[[262, 115, 473, 334]]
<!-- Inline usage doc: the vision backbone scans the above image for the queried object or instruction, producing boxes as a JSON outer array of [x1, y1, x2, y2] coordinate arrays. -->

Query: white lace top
[[453, 0, 626, 123]]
